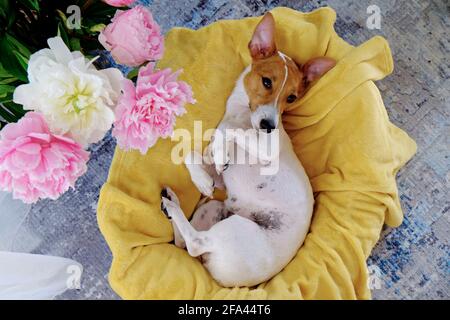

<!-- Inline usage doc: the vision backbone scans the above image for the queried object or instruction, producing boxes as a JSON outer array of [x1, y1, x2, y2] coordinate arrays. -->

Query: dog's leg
[[210, 128, 278, 173], [230, 130, 279, 163], [202, 144, 225, 189], [209, 128, 235, 175], [173, 200, 228, 249], [161, 187, 211, 257], [161, 189, 186, 248], [172, 223, 186, 248], [191, 200, 231, 231], [185, 151, 215, 197]]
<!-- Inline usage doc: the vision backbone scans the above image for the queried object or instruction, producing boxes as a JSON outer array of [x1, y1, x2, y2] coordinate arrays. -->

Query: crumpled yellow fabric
[[97, 7, 416, 299]]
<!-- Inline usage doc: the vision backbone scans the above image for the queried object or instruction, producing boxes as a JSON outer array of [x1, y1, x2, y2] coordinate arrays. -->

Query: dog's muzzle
[[259, 118, 276, 133], [251, 105, 279, 133]]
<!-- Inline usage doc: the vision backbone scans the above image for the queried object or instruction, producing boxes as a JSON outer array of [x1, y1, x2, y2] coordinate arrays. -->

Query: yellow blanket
[[97, 7, 416, 299]]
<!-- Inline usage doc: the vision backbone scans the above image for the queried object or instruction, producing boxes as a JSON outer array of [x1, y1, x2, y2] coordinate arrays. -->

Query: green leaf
[[70, 37, 81, 51], [0, 35, 30, 82], [0, 89, 26, 122], [127, 68, 140, 80], [17, 0, 40, 11], [0, 84, 15, 97], [56, 9, 69, 29], [0, 62, 17, 84], [57, 22, 71, 49], [89, 23, 106, 33], [0, 62, 12, 78], [83, 2, 117, 19], [0, 0, 16, 30], [0, 77, 17, 85], [5, 34, 31, 58], [0, 37, 27, 82], [0, 0, 10, 18], [3, 100, 26, 117], [12, 50, 29, 71], [0, 104, 17, 122]]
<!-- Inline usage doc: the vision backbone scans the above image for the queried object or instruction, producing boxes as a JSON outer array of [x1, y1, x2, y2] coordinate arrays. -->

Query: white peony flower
[[13, 37, 124, 147]]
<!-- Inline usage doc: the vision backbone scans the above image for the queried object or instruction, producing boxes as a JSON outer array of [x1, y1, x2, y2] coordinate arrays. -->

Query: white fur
[[163, 54, 314, 287]]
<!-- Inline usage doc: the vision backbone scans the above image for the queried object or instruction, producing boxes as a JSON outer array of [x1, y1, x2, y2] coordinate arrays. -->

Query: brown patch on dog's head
[[244, 54, 304, 114], [244, 12, 336, 130]]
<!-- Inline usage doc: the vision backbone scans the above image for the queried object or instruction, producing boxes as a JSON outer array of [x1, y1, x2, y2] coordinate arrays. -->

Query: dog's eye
[[262, 77, 272, 89], [286, 94, 297, 103]]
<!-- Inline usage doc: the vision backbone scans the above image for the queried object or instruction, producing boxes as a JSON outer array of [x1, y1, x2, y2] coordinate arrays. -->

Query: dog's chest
[[223, 159, 303, 206], [222, 144, 313, 210], [224, 163, 277, 199]]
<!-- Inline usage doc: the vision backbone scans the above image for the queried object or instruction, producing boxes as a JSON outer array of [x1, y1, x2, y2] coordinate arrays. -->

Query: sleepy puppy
[[161, 12, 335, 287]]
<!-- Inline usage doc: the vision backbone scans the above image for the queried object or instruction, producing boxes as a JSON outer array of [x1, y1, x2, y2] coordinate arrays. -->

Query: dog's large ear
[[248, 12, 277, 60], [302, 57, 336, 85]]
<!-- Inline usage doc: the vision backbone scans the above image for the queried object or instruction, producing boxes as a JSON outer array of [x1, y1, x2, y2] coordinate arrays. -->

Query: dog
[[161, 12, 336, 287]]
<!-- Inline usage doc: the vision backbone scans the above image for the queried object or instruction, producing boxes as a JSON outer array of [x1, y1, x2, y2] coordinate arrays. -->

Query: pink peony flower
[[0, 112, 90, 203], [103, 0, 135, 7], [112, 63, 196, 154], [99, 6, 164, 67]]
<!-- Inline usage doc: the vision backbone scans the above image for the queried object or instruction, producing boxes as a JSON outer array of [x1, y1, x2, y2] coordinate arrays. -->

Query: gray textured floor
[[4, 0, 449, 299]]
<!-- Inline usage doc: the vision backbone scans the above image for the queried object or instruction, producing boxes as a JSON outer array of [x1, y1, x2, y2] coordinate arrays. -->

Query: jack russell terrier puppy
[[161, 12, 335, 287]]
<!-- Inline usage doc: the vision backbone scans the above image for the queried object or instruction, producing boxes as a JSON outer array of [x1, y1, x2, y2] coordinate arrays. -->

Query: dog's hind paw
[[161, 187, 180, 219], [160, 192, 171, 220], [162, 187, 180, 205], [160, 204, 170, 220]]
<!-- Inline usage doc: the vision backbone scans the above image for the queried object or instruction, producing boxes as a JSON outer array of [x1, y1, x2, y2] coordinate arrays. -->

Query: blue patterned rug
[[6, 0, 449, 299]]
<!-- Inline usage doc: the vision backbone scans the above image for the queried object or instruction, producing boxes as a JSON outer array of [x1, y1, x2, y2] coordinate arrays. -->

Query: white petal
[[71, 51, 84, 61], [47, 37, 72, 65], [101, 68, 124, 96], [13, 84, 36, 110], [27, 49, 56, 82]]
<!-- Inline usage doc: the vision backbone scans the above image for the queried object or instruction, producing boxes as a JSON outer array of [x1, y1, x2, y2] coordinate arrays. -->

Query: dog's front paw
[[212, 136, 231, 175], [214, 158, 231, 175], [259, 158, 271, 166], [191, 169, 214, 197]]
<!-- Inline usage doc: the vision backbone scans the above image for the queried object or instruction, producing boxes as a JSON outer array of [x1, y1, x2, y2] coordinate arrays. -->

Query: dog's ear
[[302, 57, 336, 85], [248, 12, 277, 60]]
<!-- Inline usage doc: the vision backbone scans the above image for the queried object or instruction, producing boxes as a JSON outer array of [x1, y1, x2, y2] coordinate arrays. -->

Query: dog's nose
[[259, 119, 275, 133]]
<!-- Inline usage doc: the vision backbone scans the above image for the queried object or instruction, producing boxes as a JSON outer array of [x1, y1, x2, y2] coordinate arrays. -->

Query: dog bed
[[97, 7, 416, 299]]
